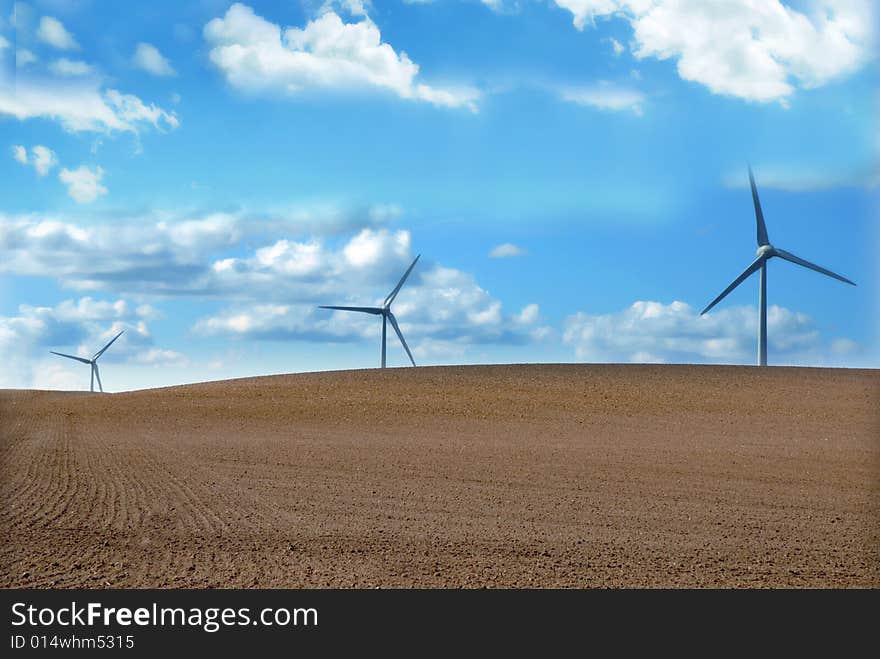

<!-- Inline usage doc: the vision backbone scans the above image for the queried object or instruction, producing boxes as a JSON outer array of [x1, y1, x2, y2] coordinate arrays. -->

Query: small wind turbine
[[701, 167, 855, 366], [320, 255, 420, 368], [50, 330, 125, 392]]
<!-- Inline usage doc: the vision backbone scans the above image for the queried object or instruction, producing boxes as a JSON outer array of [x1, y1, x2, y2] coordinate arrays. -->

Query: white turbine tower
[[701, 167, 856, 366], [320, 255, 420, 368], [50, 330, 125, 392]]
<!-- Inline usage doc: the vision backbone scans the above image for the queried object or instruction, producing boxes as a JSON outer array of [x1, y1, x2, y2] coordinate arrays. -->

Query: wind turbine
[[50, 330, 125, 392], [320, 255, 420, 368], [701, 167, 855, 366]]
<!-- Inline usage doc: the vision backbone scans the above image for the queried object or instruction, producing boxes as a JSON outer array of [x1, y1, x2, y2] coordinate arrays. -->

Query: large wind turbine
[[50, 330, 125, 392], [701, 167, 855, 366], [320, 255, 420, 368]]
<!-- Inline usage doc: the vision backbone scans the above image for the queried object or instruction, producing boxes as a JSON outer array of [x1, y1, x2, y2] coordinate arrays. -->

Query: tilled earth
[[1, 364, 877, 588]]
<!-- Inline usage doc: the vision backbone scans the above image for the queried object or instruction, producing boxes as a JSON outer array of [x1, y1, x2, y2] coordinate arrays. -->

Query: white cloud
[[489, 242, 526, 258], [0, 210, 543, 352], [16, 48, 38, 67], [343, 227, 410, 267], [610, 37, 624, 55], [0, 79, 179, 133], [103, 89, 180, 132], [11, 144, 58, 176], [514, 303, 540, 325], [563, 300, 840, 364], [37, 15, 79, 50], [59, 165, 108, 203], [0, 81, 180, 134], [48, 57, 94, 76], [561, 83, 644, 115], [209, 227, 418, 300], [203, 3, 479, 111], [133, 348, 188, 365], [31, 146, 57, 175], [194, 304, 348, 341], [0, 296, 172, 388], [387, 265, 543, 347], [0, 207, 379, 294], [197, 259, 543, 350], [133, 42, 176, 76], [368, 203, 403, 223], [30, 362, 85, 391], [553, 0, 876, 103], [49, 297, 159, 324]]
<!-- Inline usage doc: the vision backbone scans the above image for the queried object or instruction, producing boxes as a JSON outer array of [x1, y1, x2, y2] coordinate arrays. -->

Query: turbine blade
[[94, 363, 103, 393], [701, 255, 765, 315], [319, 305, 383, 315], [774, 248, 856, 286], [93, 330, 124, 360], [90, 363, 94, 393], [749, 166, 770, 247], [50, 351, 92, 365], [387, 312, 416, 367], [384, 255, 421, 307]]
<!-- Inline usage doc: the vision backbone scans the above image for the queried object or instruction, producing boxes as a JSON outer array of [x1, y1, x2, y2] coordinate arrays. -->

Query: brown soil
[[1, 364, 878, 588]]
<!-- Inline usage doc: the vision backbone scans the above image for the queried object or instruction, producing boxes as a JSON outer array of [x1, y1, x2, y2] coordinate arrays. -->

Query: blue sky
[[1, 0, 877, 391]]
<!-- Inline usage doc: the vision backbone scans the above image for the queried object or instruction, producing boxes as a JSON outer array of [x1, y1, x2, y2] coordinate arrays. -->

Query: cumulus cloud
[[133, 348, 188, 365], [48, 57, 94, 77], [133, 42, 176, 76], [0, 297, 176, 388], [0, 81, 180, 134], [0, 209, 544, 353], [343, 227, 411, 267], [37, 16, 79, 50], [561, 82, 645, 114], [194, 303, 360, 342], [16, 48, 38, 67], [385, 266, 548, 348], [554, 0, 875, 103], [562, 300, 848, 364], [203, 3, 479, 111], [208, 227, 417, 299], [489, 243, 526, 258], [197, 262, 545, 351], [59, 165, 108, 203], [513, 303, 540, 325], [12, 144, 58, 176], [0, 206, 392, 295]]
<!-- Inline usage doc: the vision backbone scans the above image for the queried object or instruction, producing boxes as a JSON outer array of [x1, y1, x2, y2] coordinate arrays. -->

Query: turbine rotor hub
[[756, 244, 775, 259]]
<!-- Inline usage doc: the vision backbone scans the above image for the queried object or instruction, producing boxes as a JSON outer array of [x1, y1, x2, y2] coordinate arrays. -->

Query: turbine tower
[[50, 330, 124, 392], [701, 167, 855, 366], [320, 255, 420, 368]]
